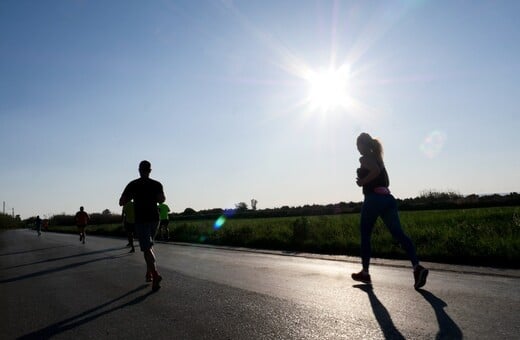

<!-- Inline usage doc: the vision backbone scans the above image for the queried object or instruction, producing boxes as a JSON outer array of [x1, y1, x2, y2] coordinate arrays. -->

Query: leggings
[[360, 193, 419, 271]]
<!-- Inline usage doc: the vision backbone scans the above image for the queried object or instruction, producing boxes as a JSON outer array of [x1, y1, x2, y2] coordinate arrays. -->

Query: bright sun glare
[[306, 64, 351, 111]]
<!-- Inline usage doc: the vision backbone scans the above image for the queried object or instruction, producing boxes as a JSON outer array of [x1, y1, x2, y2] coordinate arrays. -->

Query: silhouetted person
[[122, 200, 136, 253], [35, 215, 42, 236], [157, 202, 170, 241], [351, 132, 428, 289], [119, 160, 166, 292], [75, 207, 90, 244]]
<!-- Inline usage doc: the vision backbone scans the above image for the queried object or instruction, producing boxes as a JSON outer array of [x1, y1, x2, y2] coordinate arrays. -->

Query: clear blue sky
[[1, 0, 519, 219]]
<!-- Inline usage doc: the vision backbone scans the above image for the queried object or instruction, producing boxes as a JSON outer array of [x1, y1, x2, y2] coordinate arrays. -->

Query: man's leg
[[144, 248, 157, 273], [137, 222, 162, 290]]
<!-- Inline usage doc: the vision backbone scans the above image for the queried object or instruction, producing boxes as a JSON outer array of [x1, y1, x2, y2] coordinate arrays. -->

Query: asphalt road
[[1, 229, 519, 339]]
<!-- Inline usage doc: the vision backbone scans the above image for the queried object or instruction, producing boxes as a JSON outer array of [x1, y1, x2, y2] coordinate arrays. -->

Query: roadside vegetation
[[9, 191, 520, 268], [0, 213, 23, 229]]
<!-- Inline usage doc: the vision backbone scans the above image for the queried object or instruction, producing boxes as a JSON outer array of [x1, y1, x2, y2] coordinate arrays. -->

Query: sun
[[306, 64, 351, 111]]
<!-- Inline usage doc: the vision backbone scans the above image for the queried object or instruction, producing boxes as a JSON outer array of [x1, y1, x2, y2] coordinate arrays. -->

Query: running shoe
[[351, 270, 371, 284], [414, 265, 429, 289], [152, 274, 163, 292]]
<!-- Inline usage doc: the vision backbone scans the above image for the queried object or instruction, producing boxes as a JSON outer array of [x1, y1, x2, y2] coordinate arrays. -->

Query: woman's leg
[[380, 196, 419, 267], [360, 196, 379, 271]]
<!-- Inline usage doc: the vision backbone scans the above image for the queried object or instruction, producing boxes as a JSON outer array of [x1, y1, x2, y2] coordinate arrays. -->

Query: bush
[[0, 213, 23, 229]]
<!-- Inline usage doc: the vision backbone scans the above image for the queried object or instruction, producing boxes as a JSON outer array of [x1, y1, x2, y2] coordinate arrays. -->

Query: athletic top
[[158, 203, 170, 221], [75, 211, 89, 226], [122, 201, 135, 224], [357, 160, 390, 195], [121, 177, 164, 223]]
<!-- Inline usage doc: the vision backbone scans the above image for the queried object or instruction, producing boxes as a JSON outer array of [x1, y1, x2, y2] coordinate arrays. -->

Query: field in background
[[46, 206, 520, 268]]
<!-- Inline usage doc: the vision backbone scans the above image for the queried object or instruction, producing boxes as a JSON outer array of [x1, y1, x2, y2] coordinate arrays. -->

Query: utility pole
[[2, 201, 5, 215]]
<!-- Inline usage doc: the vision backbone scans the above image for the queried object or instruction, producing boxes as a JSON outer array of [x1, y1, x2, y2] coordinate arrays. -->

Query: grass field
[[46, 206, 520, 268]]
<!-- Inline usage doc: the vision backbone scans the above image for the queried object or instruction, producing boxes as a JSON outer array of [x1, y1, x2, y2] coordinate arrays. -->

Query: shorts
[[77, 224, 87, 231], [135, 221, 159, 252], [124, 222, 135, 233], [159, 219, 169, 228]]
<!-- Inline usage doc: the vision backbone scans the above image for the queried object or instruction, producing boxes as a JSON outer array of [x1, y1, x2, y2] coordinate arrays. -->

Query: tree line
[[2, 191, 519, 229], [174, 191, 520, 221]]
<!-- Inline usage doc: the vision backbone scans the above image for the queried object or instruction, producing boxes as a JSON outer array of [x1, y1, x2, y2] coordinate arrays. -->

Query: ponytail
[[357, 132, 384, 162], [371, 138, 384, 163]]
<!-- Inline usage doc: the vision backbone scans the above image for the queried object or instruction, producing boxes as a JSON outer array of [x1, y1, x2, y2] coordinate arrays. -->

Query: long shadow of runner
[[416, 289, 463, 340], [0, 245, 72, 257], [354, 284, 405, 340], [2, 246, 128, 270], [0, 253, 131, 284], [18, 284, 153, 340]]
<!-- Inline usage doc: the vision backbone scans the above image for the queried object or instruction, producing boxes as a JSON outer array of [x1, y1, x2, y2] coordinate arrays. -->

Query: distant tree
[[0, 213, 23, 229], [251, 199, 258, 211], [235, 202, 248, 211], [183, 208, 197, 215], [419, 189, 462, 200], [102, 209, 111, 216]]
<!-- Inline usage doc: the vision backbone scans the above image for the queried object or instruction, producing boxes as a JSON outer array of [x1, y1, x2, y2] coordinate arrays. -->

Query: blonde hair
[[357, 132, 384, 162]]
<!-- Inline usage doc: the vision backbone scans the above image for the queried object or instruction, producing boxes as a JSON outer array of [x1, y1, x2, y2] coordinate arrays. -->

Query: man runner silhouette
[[119, 160, 166, 292], [75, 207, 89, 244]]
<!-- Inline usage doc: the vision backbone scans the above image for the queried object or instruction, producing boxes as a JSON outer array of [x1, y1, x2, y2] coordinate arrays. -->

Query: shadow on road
[[0, 245, 72, 257], [416, 289, 463, 340], [0, 252, 131, 284], [354, 284, 406, 340], [17, 284, 153, 339], [2, 246, 127, 270]]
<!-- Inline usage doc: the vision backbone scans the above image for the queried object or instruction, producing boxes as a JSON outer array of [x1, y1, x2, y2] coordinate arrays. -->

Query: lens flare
[[420, 130, 447, 158], [214, 216, 226, 229], [213, 209, 236, 230]]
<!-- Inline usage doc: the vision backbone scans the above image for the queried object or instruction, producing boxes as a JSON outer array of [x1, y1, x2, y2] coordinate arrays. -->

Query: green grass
[[46, 206, 520, 268]]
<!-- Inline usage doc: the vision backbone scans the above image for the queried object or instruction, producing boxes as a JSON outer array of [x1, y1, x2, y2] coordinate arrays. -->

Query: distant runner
[[35, 215, 42, 236], [75, 206, 90, 244], [157, 202, 170, 241], [122, 200, 136, 253]]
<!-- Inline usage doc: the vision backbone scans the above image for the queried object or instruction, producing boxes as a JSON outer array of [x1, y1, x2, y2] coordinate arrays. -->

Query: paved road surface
[[1, 229, 519, 339]]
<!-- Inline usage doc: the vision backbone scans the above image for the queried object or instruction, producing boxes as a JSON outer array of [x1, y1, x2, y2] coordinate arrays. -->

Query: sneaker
[[145, 272, 153, 282], [152, 274, 163, 292], [351, 270, 371, 284], [414, 265, 429, 289], [129, 248, 135, 253]]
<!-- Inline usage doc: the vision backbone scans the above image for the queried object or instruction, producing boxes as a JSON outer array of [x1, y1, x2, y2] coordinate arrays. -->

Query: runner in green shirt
[[157, 203, 170, 241]]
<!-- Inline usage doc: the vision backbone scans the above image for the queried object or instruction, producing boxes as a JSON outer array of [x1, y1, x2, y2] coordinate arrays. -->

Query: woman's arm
[[356, 156, 381, 187]]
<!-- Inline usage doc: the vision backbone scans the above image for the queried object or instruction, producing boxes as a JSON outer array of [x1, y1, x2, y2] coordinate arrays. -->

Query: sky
[[1, 0, 519, 219]]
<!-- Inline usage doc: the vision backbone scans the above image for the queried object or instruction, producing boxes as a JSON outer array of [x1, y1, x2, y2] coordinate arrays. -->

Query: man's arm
[[119, 182, 132, 206], [157, 182, 165, 204], [119, 195, 130, 207], [157, 192, 165, 204]]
